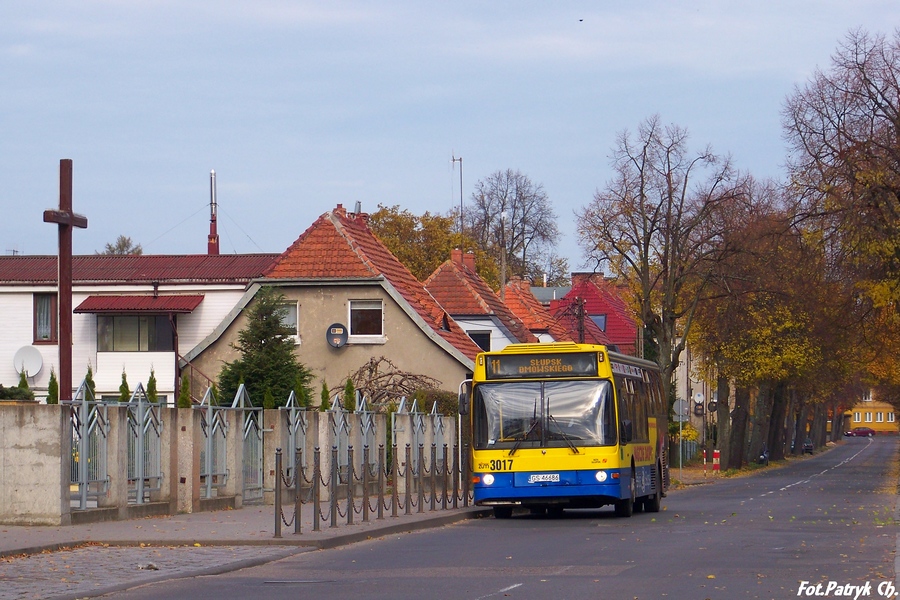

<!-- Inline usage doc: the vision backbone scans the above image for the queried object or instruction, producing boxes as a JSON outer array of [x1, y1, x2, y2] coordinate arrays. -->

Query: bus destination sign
[[485, 352, 599, 380]]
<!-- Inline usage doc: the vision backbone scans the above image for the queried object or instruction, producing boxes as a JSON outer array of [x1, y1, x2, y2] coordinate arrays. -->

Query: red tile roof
[[554, 274, 638, 355], [74, 295, 204, 314], [550, 296, 615, 346], [425, 252, 537, 344], [264, 205, 482, 361], [504, 278, 571, 341], [0, 254, 279, 285]]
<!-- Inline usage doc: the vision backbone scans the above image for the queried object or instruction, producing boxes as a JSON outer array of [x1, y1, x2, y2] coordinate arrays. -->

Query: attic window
[[442, 312, 450, 331], [590, 314, 607, 331]]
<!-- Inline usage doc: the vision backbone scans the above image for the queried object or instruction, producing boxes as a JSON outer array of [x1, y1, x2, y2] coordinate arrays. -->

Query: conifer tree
[[343, 378, 355, 410], [85, 363, 96, 400], [118, 370, 130, 402], [319, 380, 331, 412], [217, 286, 313, 407], [47, 368, 59, 405], [147, 368, 158, 403], [178, 375, 192, 408], [18, 369, 29, 391]]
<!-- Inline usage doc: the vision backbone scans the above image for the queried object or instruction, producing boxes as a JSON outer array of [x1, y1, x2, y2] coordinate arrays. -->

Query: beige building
[[183, 204, 480, 396]]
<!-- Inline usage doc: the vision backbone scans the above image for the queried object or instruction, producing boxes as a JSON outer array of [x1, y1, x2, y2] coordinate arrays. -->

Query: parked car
[[802, 438, 814, 454], [845, 427, 876, 437]]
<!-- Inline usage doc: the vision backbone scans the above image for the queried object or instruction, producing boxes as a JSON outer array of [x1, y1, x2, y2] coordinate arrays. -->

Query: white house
[[0, 253, 277, 402]]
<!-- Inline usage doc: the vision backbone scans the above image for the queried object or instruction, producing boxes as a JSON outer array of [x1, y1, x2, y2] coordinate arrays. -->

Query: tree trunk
[[792, 398, 810, 455], [830, 400, 845, 441], [767, 381, 788, 461], [750, 384, 772, 463], [715, 375, 731, 468], [727, 386, 750, 470], [811, 403, 827, 447]]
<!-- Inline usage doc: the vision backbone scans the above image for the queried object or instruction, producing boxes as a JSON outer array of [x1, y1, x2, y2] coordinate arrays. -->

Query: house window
[[889, 413, 896, 423], [280, 302, 300, 344], [468, 331, 491, 352], [349, 300, 383, 340], [876, 412, 884, 423], [865, 412, 873, 423], [34, 294, 58, 343], [590, 314, 607, 331], [854, 412, 861, 423], [97, 315, 174, 352]]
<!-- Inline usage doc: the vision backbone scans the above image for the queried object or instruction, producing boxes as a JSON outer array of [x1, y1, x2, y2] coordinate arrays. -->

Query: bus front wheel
[[614, 471, 636, 517], [493, 506, 513, 519]]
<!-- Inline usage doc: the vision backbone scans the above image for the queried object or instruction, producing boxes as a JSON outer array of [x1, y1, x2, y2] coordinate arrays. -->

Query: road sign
[[674, 399, 689, 422]]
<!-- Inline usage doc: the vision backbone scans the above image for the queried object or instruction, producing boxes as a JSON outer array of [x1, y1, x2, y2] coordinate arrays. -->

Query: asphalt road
[[104, 437, 899, 600]]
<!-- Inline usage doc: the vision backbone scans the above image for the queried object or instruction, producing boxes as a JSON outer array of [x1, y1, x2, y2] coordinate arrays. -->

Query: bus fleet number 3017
[[479, 459, 514, 471]]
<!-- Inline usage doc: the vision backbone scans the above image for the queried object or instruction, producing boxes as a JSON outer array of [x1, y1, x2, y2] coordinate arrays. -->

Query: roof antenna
[[208, 170, 220, 256]]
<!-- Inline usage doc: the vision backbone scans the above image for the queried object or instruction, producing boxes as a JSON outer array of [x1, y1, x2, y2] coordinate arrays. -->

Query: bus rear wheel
[[642, 467, 662, 513]]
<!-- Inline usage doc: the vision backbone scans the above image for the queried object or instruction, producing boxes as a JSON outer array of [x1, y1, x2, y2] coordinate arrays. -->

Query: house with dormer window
[[424, 249, 537, 352], [550, 273, 638, 355]]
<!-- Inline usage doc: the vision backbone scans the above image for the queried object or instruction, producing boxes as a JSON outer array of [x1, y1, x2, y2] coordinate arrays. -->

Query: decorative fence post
[[274, 448, 282, 539]]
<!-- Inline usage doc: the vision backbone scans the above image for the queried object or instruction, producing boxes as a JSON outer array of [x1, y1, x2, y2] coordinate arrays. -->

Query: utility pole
[[500, 210, 507, 301]]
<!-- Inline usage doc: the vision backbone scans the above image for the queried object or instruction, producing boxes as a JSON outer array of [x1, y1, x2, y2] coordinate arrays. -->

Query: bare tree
[[577, 115, 743, 401], [466, 169, 560, 288], [98, 235, 142, 256], [783, 28, 900, 306]]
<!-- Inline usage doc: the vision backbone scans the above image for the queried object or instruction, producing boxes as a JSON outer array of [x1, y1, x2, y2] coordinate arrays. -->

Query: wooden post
[[43, 159, 88, 401]]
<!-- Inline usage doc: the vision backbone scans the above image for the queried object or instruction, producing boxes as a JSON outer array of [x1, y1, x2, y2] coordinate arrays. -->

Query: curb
[[10, 508, 493, 600], [0, 508, 492, 557]]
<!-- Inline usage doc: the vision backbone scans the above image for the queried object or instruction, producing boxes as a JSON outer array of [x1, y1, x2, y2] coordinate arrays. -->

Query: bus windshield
[[473, 380, 616, 450]]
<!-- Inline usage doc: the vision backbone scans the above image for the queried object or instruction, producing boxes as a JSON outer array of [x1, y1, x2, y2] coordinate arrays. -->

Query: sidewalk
[[0, 500, 491, 558]]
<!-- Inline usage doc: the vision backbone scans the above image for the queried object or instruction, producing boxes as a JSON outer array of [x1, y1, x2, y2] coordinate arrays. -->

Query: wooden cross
[[43, 159, 87, 402]]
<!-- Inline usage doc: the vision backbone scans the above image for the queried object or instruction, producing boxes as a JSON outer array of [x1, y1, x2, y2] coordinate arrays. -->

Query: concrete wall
[[0, 402, 69, 526], [0, 402, 454, 526]]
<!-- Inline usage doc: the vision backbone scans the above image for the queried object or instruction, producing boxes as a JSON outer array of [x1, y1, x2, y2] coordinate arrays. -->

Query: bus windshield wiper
[[547, 413, 580, 454], [509, 398, 540, 457]]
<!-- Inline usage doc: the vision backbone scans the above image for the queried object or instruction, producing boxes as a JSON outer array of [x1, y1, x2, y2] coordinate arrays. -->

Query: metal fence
[[126, 384, 162, 505], [274, 441, 471, 537], [198, 388, 228, 499], [67, 380, 109, 509]]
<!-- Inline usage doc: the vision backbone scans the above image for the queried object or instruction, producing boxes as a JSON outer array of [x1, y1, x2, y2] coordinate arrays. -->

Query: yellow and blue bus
[[459, 342, 669, 518]]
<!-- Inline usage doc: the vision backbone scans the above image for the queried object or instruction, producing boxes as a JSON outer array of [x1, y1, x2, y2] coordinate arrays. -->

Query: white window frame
[[854, 412, 861, 423], [889, 413, 896, 423], [280, 302, 300, 345], [876, 412, 884, 423], [348, 299, 385, 344], [865, 412, 873, 423]]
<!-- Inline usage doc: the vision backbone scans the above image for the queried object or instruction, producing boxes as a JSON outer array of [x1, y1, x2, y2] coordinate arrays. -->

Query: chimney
[[463, 250, 476, 271], [451, 248, 463, 265], [207, 170, 220, 256]]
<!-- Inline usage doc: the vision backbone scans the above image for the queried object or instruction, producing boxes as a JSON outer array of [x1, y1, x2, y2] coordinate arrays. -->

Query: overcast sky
[[3, 2, 899, 273]]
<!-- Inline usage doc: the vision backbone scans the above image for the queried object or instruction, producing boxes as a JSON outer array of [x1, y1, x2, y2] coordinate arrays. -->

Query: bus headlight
[[482, 473, 495, 486], [595, 471, 608, 483]]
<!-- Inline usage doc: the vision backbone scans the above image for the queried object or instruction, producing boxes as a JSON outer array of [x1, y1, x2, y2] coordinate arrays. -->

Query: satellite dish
[[326, 323, 348, 348], [13, 346, 43, 378]]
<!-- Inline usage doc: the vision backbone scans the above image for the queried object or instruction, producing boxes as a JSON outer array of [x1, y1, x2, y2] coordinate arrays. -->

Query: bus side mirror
[[620, 420, 633, 443], [458, 381, 471, 416]]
